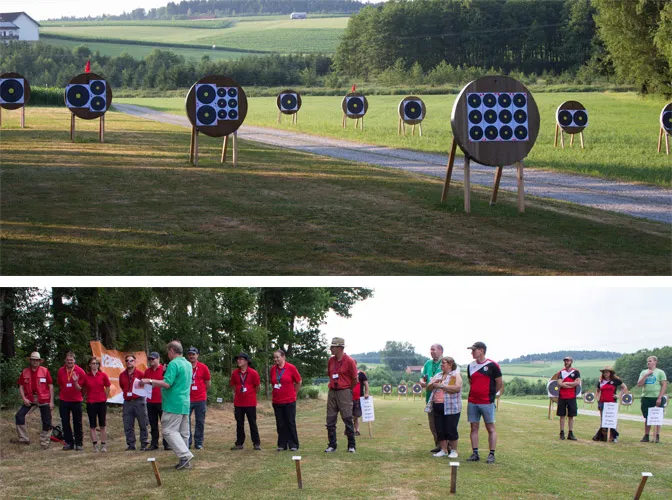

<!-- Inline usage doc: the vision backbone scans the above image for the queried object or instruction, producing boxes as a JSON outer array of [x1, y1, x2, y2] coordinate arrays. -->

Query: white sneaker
[[324, 446, 336, 453], [448, 450, 458, 458], [433, 450, 447, 457], [347, 447, 356, 453]]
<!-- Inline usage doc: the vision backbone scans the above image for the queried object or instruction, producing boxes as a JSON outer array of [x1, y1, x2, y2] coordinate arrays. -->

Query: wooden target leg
[[398, 118, 401, 135], [634, 473, 652, 500], [293, 113, 297, 125], [666, 132, 670, 155], [516, 161, 525, 213], [194, 131, 199, 166], [189, 127, 196, 164], [579, 131, 584, 149], [232, 131, 238, 167], [658, 128, 663, 153], [570, 133, 575, 147], [419, 123, 423, 137], [70, 114, 75, 142], [361, 117, 364, 131], [0, 107, 2, 127], [148, 458, 162, 486], [490, 166, 503, 206], [441, 138, 457, 202], [221, 134, 228, 163], [293, 458, 303, 489], [21, 106, 25, 128], [342, 114, 346, 128], [560, 130, 565, 148], [277, 110, 281, 124], [99, 115, 105, 143], [548, 400, 552, 420], [463, 156, 471, 214], [412, 124, 416, 136], [554, 124, 559, 147]]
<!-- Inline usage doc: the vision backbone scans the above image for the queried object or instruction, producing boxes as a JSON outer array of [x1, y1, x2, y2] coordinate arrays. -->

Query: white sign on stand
[[361, 397, 375, 422], [646, 407, 664, 426], [601, 402, 619, 429]]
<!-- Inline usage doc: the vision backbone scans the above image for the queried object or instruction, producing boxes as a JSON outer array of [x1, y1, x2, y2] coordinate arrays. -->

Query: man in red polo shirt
[[556, 356, 581, 441], [229, 352, 261, 450], [14, 352, 54, 448], [57, 351, 86, 451], [144, 351, 169, 451], [324, 337, 358, 453], [187, 347, 211, 450], [119, 354, 149, 451]]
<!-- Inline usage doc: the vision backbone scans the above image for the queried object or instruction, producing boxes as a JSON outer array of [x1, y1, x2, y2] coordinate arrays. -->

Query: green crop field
[[501, 359, 618, 380], [41, 16, 349, 56], [1, 398, 670, 498], [116, 92, 672, 186]]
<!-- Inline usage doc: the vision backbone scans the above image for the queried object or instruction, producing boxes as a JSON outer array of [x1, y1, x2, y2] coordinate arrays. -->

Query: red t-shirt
[[230, 367, 260, 407], [144, 365, 165, 404], [327, 354, 357, 390], [83, 370, 111, 403], [270, 362, 301, 404], [352, 371, 368, 400], [190, 362, 211, 402], [467, 359, 502, 404], [57, 365, 87, 402], [557, 368, 581, 399], [598, 378, 622, 403], [119, 368, 145, 401]]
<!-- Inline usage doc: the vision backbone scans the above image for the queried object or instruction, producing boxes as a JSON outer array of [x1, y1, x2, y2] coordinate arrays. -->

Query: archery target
[[0, 78, 24, 104], [661, 103, 672, 134], [467, 91, 528, 143], [66, 84, 91, 108], [398, 96, 426, 125], [412, 383, 422, 394], [196, 84, 239, 126], [547, 379, 560, 398], [382, 384, 392, 394], [64, 73, 112, 119], [398, 384, 407, 394], [620, 393, 633, 405], [341, 92, 368, 119], [89, 80, 106, 96], [556, 101, 588, 133], [584, 392, 595, 403]]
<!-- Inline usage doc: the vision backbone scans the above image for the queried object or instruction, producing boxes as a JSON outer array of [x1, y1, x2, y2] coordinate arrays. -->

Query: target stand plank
[[634, 472, 653, 500], [147, 458, 162, 487], [441, 138, 458, 202], [490, 166, 503, 206]]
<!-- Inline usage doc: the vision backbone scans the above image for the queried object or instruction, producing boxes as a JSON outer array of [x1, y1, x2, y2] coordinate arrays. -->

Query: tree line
[[500, 350, 622, 364]]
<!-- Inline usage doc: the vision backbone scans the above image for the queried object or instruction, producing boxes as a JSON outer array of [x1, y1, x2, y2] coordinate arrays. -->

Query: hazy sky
[[321, 283, 672, 366]]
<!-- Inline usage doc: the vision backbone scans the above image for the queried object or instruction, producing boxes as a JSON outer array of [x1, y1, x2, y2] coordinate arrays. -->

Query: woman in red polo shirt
[[83, 356, 111, 452], [594, 366, 628, 443], [270, 350, 302, 451]]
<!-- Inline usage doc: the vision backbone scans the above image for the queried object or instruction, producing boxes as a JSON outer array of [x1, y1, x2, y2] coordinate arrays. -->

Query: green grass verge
[[1, 398, 670, 499], [116, 92, 672, 186], [1, 108, 670, 276]]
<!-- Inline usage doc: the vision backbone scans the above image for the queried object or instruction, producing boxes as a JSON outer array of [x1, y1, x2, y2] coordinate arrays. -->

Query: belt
[[330, 387, 351, 391]]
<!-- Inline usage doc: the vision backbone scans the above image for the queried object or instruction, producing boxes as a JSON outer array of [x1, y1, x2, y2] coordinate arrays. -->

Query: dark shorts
[[557, 398, 577, 417], [352, 399, 362, 418], [641, 397, 659, 419], [87, 402, 107, 428]]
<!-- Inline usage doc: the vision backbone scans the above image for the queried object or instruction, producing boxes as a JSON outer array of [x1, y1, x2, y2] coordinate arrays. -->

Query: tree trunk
[[0, 288, 16, 358]]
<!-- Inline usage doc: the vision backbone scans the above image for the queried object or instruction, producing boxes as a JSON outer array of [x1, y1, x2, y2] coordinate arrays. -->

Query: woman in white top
[[426, 357, 462, 458]]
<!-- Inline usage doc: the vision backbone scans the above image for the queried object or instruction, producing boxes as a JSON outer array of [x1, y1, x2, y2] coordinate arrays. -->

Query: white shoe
[[448, 450, 458, 458], [347, 447, 356, 453], [324, 446, 336, 453], [433, 450, 447, 457]]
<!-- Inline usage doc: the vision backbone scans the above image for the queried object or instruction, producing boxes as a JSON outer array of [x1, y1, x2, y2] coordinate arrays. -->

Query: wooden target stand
[[554, 100, 587, 149], [65, 73, 112, 143], [185, 75, 248, 166], [382, 384, 392, 399], [0, 72, 31, 128], [411, 383, 423, 400], [397, 385, 408, 400], [277, 89, 302, 125], [398, 96, 425, 136], [441, 76, 540, 214], [342, 92, 368, 129], [658, 103, 671, 155], [583, 392, 595, 409]]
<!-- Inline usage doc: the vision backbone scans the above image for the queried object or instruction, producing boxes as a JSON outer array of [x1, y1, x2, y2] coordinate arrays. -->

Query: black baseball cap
[[148, 351, 160, 360], [467, 341, 487, 351]]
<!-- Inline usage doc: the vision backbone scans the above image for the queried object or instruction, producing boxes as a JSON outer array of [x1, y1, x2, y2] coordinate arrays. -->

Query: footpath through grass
[[1, 398, 670, 499], [1, 108, 670, 276], [117, 92, 672, 186]]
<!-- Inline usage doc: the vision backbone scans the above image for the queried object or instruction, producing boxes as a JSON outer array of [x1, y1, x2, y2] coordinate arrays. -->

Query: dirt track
[[114, 104, 672, 224]]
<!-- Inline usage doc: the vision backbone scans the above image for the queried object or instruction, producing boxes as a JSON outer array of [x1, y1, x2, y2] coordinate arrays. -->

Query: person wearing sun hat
[[14, 351, 54, 448], [324, 337, 358, 453], [229, 352, 261, 450], [593, 366, 628, 443]]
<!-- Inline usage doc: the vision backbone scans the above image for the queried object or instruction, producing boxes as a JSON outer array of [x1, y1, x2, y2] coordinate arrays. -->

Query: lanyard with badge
[[126, 370, 135, 397], [66, 367, 75, 388], [274, 367, 285, 390], [192, 365, 199, 391], [332, 359, 343, 388], [239, 370, 248, 393]]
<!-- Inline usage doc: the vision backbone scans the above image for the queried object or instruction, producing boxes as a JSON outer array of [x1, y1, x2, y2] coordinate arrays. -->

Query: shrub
[[298, 387, 319, 399]]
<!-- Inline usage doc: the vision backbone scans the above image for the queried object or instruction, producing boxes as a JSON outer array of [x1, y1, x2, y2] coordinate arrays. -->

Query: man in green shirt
[[636, 355, 668, 443], [141, 340, 193, 470], [419, 343, 443, 453]]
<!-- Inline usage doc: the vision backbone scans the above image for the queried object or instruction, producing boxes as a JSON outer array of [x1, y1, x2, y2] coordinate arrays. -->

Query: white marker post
[[147, 458, 161, 486], [449, 462, 459, 494], [634, 472, 652, 500], [216, 397, 223, 403], [292, 456, 302, 489]]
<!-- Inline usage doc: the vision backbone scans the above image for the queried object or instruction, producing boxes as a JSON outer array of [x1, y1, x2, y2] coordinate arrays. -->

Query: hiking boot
[[140, 443, 149, 451], [93, 444, 100, 453], [654, 435, 661, 444], [559, 431, 565, 440], [144, 445, 159, 451], [348, 447, 356, 453], [277, 447, 286, 451], [487, 454, 495, 464], [175, 457, 193, 470], [74, 445, 84, 451], [290, 447, 298, 451], [195, 445, 203, 450], [567, 432, 577, 441], [448, 450, 458, 458], [430, 446, 441, 453], [231, 444, 244, 450], [62, 444, 74, 451], [324, 446, 337, 453], [466, 453, 480, 462], [100, 444, 108, 453], [612, 438, 619, 443], [254, 444, 262, 451], [640, 434, 649, 442], [126, 446, 136, 451]]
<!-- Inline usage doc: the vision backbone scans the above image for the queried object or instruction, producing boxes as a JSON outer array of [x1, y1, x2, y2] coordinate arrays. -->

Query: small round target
[[500, 125, 513, 140], [89, 81, 105, 95], [281, 93, 297, 110], [498, 93, 512, 108], [485, 126, 498, 140], [404, 101, 422, 120], [621, 393, 633, 405], [196, 85, 216, 105], [515, 126, 528, 140], [514, 110, 527, 124], [470, 126, 484, 141], [197, 105, 217, 125], [0, 73, 31, 110], [67, 85, 90, 107], [469, 110, 482, 124], [499, 110, 512, 124], [661, 104, 672, 133], [484, 110, 497, 124], [0, 79, 24, 103], [412, 383, 422, 394], [558, 110, 572, 125], [228, 88, 237, 98], [382, 384, 392, 394], [573, 110, 587, 126], [217, 98, 227, 108], [90, 96, 106, 112], [398, 385, 407, 394], [483, 93, 496, 108], [547, 379, 560, 398], [217, 109, 227, 119], [228, 109, 238, 119], [347, 97, 364, 114], [468, 94, 482, 108], [583, 392, 595, 403], [277, 89, 303, 115], [228, 99, 238, 108], [217, 87, 227, 97], [556, 101, 588, 134], [513, 93, 527, 107]]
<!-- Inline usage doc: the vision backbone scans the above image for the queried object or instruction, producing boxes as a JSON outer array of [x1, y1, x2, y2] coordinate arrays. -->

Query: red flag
[[85, 60, 91, 73], [351, 84, 356, 92]]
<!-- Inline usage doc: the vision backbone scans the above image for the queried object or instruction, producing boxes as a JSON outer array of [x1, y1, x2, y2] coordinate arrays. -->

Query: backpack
[[50, 424, 64, 443]]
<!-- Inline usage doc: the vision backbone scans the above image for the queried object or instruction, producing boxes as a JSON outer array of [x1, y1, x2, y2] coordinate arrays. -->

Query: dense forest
[[500, 350, 623, 364]]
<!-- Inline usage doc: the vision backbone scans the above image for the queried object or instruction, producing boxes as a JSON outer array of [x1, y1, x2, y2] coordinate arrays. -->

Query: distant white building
[[290, 12, 307, 20], [0, 12, 40, 42]]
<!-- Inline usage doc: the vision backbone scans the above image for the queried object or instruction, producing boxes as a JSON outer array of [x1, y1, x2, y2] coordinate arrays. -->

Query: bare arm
[[363, 380, 370, 398], [294, 381, 302, 394], [19, 385, 31, 405], [142, 378, 171, 389], [444, 373, 463, 394], [658, 380, 668, 402]]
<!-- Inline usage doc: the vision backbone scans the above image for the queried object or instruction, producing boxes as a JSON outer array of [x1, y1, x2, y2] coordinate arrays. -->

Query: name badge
[[39, 378, 47, 383], [66, 383, 73, 388], [192, 385, 198, 390], [332, 374, 339, 379], [242, 387, 248, 392], [127, 392, 133, 397], [273, 384, 281, 390]]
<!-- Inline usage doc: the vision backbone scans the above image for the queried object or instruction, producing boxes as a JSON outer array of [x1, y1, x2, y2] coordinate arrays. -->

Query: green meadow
[[501, 360, 618, 381], [116, 92, 672, 186], [1, 398, 670, 499]]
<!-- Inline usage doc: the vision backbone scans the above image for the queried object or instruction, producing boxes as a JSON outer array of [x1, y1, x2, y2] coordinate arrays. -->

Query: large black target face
[[547, 380, 560, 398], [196, 84, 216, 105], [404, 100, 423, 120], [281, 93, 298, 111], [89, 80, 106, 96], [0, 78, 24, 103], [67, 85, 90, 107], [186, 76, 248, 137], [661, 104, 672, 133], [90, 96, 106, 112], [347, 96, 364, 115], [197, 105, 217, 125]]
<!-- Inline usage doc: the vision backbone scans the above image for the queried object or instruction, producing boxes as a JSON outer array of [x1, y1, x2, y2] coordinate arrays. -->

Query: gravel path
[[115, 104, 672, 224]]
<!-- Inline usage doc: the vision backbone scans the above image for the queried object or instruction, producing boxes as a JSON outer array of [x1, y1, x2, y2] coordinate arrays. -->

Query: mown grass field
[[1, 108, 670, 276], [1, 397, 670, 499], [116, 92, 672, 186], [41, 16, 349, 56]]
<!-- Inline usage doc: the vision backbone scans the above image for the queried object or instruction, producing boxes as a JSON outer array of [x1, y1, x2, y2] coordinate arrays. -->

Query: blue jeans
[[189, 400, 207, 448]]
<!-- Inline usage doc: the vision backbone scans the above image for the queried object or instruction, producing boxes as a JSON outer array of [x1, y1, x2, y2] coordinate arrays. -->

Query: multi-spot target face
[[398, 96, 426, 125], [185, 76, 248, 138], [451, 76, 540, 167], [0, 72, 31, 110], [661, 103, 672, 134], [556, 101, 588, 134], [277, 89, 302, 115], [64, 73, 113, 120], [341, 92, 368, 118]]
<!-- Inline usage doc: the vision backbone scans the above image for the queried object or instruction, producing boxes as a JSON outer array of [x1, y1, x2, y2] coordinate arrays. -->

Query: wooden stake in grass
[[449, 462, 459, 494], [633, 472, 652, 500], [147, 457, 162, 487], [292, 456, 303, 489]]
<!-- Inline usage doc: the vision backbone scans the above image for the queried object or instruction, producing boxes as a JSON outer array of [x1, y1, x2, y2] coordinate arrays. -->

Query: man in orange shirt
[[324, 337, 358, 453]]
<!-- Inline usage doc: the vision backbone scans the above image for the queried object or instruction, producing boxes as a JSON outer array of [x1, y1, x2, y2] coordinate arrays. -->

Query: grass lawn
[[1, 108, 670, 276], [1, 397, 670, 499], [116, 92, 672, 187]]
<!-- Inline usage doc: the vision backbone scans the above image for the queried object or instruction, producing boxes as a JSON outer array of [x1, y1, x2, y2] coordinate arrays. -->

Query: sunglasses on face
[[126, 359, 135, 363]]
